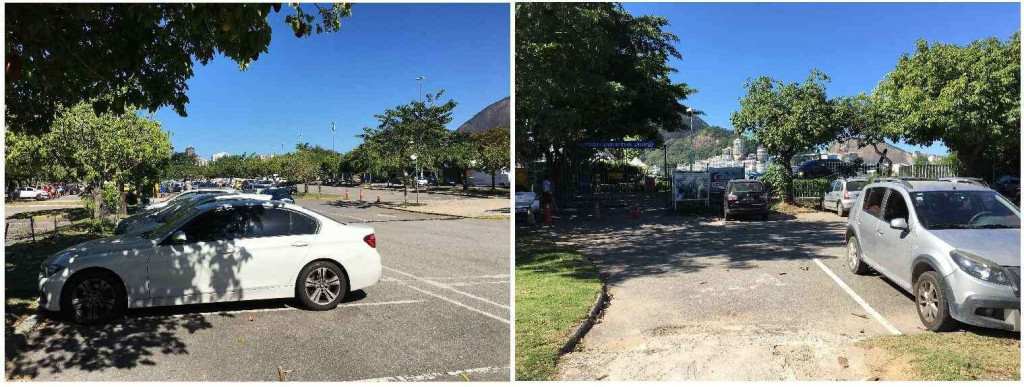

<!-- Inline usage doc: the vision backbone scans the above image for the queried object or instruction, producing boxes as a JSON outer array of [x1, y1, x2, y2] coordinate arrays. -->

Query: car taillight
[[363, 233, 376, 248], [727, 194, 738, 201], [843, 190, 850, 200]]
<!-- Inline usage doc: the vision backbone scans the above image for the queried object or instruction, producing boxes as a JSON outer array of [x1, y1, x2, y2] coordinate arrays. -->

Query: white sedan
[[39, 198, 382, 324]]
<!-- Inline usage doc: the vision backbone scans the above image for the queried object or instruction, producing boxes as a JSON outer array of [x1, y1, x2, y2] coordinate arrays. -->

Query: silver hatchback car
[[845, 179, 1020, 332]]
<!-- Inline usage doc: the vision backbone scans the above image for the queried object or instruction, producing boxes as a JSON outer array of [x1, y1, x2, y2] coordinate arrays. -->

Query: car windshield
[[846, 181, 868, 192], [730, 182, 764, 193], [910, 190, 1020, 229], [143, 204, 199, 239]]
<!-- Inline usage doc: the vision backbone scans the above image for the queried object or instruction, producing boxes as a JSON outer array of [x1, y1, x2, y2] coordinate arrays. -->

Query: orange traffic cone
[[359, 187, 364, 202], [345, 189, 350, 201], [376, 189, 381, 203], [593, 201, 602, 220]]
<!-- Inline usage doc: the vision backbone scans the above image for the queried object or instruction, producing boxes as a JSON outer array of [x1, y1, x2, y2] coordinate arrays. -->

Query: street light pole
[[415, 76, 426, 102], [331, 121, 336, 152], [411, 154, 419, 204], [687, 107, 695, 171]]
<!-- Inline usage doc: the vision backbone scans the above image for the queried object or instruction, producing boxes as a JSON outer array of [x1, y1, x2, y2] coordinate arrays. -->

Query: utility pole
[[331, 121, 336, 152]]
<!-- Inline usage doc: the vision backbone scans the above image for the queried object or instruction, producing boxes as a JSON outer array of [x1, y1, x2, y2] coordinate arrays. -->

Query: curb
[[377, 204, 509, 220], [557, 282, 609, 355]]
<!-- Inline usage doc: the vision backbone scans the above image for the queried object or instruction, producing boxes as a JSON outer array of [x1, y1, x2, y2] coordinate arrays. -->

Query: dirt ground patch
[[558, 321, 874, 381], [860, 332, 1021, 381]]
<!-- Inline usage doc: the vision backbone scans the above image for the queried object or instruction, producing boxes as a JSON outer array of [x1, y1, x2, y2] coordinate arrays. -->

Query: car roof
[[866, 179, 993, 193]]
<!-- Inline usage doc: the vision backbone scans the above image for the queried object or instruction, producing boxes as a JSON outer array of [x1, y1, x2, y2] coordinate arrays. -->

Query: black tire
[[846, 236, 870, 275], [724, 209, 731, 221], [296, 260, 348, 311], [61, 270, 127, 324], [761, 213, 769, 220], [914, 271, 958, 332], [836, 201, 846, 217]]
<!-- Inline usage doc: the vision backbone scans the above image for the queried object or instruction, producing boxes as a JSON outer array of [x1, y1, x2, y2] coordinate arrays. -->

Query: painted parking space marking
[[173, 299, 425, 317], [397, 282, 510, 324], [813, 258, 903, 335], [384, 266, 508, 310], [354, 365, 509, 382]]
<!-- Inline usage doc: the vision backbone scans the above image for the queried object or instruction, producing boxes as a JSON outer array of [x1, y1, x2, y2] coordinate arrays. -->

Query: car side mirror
[[170, 231, 188, 244], [889, 218, 909, 230]]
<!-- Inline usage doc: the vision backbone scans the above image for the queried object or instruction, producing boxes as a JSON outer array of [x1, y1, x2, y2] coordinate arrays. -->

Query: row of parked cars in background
[[39, 186, 382, 324], [7, 183, 85, 201]]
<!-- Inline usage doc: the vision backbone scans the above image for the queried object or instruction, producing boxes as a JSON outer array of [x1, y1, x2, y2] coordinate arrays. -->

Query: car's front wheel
[[846, 236, 870, 275], [61, 271, 127, 324], [296, 261, 348, 311], [914, 271, 958, 332]]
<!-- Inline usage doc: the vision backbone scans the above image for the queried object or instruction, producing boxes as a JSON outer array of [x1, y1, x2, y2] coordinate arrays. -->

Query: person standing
[[542, 177, 558, 213]]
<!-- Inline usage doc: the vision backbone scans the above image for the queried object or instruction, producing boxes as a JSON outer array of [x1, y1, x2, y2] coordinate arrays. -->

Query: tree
[[42, 100, 172, 218], [5, 3, 353, 135], [730, 70, 841, 203], [359, 91, 457, 202], [470, 126, 511, 190], [874, 32, 1020, 180], [516, 2, 695, 187], [833, 93, 901, 174]]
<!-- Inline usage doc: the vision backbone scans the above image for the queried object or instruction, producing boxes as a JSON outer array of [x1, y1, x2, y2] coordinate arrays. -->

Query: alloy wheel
[[917, 281, 939, 323], [304, 267, 342, 305], [71, 278, 116, 321], [847, 239, 859, 269]]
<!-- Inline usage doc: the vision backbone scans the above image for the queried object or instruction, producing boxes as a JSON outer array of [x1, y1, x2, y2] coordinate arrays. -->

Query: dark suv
[[723, 179, 768, 220]]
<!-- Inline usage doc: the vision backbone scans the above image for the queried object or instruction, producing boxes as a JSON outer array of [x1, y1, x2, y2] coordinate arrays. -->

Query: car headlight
[[41, 263, 66, 277], [951, 250, 1011, 286]]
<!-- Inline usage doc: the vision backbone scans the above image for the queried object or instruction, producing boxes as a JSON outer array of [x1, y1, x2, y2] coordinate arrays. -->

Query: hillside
[[826, 139, 915, 164], [640, 123, 757, 167], [456, 97, 510, 134]]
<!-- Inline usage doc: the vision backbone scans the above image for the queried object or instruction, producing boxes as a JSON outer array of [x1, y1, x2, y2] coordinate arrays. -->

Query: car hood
[[46, 235, 155, 266], [930, 229, 1021, 266]]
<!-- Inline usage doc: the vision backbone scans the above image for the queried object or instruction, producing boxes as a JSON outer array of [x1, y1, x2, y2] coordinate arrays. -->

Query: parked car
[[723, 179, 768, 220], [117, 192, 269, 236], [995, 175, 1020, 204], [263, 188, 295, 203], [822, 177, 870, 216], [39, 198, 382, 324], [140, 188, 237, 213], [515, 191, 540, 223], [845, 179, 1020, 332], [16, 186, 50, 201], [795, 159, 855, 179]]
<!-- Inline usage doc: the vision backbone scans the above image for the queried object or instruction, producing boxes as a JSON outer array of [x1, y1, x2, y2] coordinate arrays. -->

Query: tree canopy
[[5, 3, 352, 135], [874, 32, 1020, 178], [515, 2, 695, 167], [731, 69, 842, 203]]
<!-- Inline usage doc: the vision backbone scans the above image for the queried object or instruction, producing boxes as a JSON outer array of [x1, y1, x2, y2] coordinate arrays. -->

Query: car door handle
[[291, 241, 310, 247]]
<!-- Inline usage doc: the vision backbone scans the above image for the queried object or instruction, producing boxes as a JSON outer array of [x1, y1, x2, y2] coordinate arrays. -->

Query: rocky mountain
[[456, 97, 510, 134], [826, 139, 915, 164]]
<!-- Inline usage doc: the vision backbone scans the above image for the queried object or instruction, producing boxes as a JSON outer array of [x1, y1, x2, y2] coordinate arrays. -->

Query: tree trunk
[[491, 170, 496, 191], [776, 158, 796, 204], [462, 169, 469, 191], [92, 183, 103, 219]]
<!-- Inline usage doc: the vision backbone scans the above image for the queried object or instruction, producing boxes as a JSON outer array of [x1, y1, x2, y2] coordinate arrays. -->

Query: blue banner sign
[[582, 141, 656, 149]]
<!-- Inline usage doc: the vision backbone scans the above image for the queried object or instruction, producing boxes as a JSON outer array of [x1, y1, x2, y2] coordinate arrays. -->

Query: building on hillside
[[211, 152, 229, 162]]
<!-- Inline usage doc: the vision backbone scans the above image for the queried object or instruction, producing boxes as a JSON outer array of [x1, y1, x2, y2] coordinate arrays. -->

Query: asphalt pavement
[[7, 198, 510, 381], [543, 207, 978, 380]]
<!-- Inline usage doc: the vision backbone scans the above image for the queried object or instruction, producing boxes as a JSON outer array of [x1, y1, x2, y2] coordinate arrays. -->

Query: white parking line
[[449, 281, 509, 286], [398, 283, 510, 324], [354, 365, 509, 382], [383, 266, 509, 310], [420, 274, 510, 280], [187, 300, 424, 316], [813, 258, 903, 335]]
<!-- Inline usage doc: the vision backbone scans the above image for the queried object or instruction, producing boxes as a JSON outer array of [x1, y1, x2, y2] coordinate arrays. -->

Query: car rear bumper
[[726, 203, 768, 214]]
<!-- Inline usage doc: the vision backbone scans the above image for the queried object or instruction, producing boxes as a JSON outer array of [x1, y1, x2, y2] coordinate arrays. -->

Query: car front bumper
[[945, 270, 1021, 332], [37, 274, 67, 312]]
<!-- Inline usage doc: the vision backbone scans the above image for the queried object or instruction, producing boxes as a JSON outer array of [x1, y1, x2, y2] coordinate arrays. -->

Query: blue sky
[[155, 3, 509, 158], [623, 2, 1020, 155]]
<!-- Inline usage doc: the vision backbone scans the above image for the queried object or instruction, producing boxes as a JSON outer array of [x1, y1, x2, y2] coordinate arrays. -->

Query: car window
[[882, 189, 909, 222], [246, 207, 291, 238], [911, 190, 1020, 229], [730, 182, 763, 193], [177, 207, 249, 242], [862, 187, 886, 218], [846, 181, 868, 192], [291, 211, 318, 235]]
